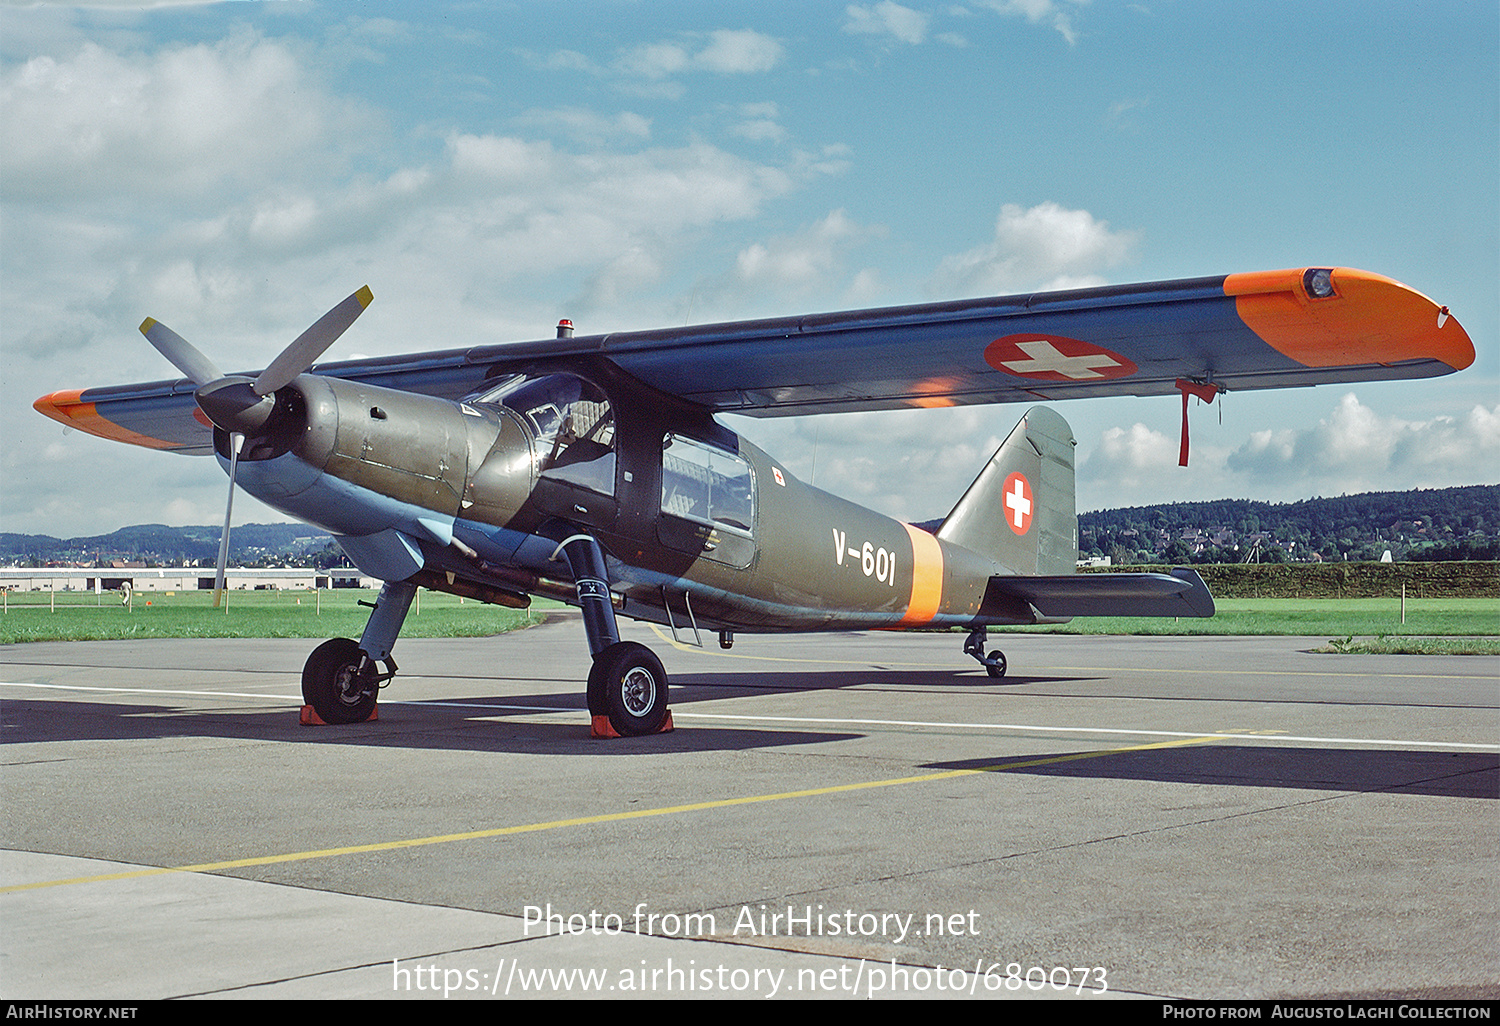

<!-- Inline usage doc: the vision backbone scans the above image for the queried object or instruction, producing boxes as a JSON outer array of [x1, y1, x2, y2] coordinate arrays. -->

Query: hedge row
[[1088, 561, 1499, 599]]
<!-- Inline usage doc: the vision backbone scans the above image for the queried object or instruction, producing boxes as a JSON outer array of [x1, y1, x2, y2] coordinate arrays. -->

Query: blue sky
[[3, 0, 1496, 538]]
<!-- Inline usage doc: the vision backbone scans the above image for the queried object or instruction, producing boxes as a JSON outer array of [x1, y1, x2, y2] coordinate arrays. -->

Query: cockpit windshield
[[469, 374, 615, 492]]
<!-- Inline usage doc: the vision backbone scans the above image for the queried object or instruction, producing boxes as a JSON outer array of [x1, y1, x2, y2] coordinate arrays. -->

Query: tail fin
[[936, 406, 1076, 575]]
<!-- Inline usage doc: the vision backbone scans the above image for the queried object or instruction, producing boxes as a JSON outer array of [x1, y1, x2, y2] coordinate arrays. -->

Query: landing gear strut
[[558, 534, 671, 737], [587, 641, 670, 736], [301, 579, 413, 723], [963, 628, 1007, 678]]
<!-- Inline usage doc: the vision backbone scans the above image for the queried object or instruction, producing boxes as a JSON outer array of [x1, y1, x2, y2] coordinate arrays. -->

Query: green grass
[[0, 587, 551, 644], [1315, 635, 1500, 656], [991, 597, 1498, 638], [2, 590, 1495, 648]]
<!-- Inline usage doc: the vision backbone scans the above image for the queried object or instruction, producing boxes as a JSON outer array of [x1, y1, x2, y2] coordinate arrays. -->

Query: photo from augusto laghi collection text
[[389, 902, 1111, 998]]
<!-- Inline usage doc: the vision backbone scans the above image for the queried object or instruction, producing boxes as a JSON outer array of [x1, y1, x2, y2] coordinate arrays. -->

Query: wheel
[[587, 641, 669, 736], [302, 637, 378, 724], [985, 649, 1007, 679]]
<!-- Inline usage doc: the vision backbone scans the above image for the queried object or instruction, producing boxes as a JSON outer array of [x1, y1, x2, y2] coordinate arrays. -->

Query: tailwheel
[[963, 628, 1007, 679], [588, 641, 670, 737], [302, 637, 379, 724]]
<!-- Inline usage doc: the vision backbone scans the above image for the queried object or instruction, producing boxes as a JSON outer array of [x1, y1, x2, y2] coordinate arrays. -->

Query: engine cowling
[[223, 374, 539, 534]]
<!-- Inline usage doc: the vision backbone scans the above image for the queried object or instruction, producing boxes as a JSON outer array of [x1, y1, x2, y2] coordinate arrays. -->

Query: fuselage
[[225, 366, 1026, 635]]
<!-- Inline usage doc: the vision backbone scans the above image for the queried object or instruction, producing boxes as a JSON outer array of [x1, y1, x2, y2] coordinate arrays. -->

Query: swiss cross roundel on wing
[[984, 334, 1137, 382], [1002, 472, 1033, 535]]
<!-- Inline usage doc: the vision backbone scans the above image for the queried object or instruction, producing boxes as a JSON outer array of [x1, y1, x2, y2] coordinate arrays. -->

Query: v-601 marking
[[832, 529, 898, 586]]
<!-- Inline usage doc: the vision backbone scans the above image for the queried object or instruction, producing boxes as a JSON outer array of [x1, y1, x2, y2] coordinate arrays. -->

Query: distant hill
[[1078, 484, 1499, 563], [0, 523, 335, 567]]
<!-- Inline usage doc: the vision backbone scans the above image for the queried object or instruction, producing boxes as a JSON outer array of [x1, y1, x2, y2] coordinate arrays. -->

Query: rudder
[[936, 406, 1076, 575]]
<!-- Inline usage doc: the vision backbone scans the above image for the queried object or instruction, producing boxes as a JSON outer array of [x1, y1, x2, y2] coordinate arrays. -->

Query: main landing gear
[[587, 641, 670, 736], [558, 535, 672, 737], [963, 627, 1007, 679], [299, 536, 672, 737]]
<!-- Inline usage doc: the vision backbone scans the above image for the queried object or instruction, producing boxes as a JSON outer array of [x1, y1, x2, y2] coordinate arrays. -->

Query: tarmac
[[1, 618, 1496, 1000]]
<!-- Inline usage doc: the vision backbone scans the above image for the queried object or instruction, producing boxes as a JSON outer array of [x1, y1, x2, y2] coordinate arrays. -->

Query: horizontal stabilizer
[[982, 568, 1215, 620]]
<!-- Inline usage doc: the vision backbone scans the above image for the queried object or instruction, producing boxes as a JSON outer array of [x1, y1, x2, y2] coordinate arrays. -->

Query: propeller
[[139, 286, 374, 607]]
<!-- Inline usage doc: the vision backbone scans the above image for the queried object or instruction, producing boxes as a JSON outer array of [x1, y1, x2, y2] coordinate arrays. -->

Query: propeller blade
[[254, 285, 373, 396], [140, 317, 223, 387], [212, 432, 243, 610]]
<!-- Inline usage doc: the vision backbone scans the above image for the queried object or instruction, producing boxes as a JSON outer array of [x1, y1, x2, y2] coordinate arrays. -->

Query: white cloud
[[675, 208, 885, 318], [929, 201, 1136, 296], [733, 209, 879, 293], [1075, 394, 1500, 512], [732, 119, 787, 144], [615, 41, 691, 81], [694, 29, 785, 74], [614, 29, 783, 80], [539, 49, 595, 74], [844, 2, 930, 45], [1083, 422, 1181, 488], [0, 33, 375, 201], [724, 101, 788, 144], [572, 247, 665, 311], [12, 1, 224, 7], [513, 107, 652, 146], [976, 0, 1082, 45], [0, 25, 835, 537], [1225, 394, 1500, 490]]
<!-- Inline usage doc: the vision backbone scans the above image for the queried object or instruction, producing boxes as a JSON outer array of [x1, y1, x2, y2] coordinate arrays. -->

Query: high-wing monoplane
[[34, 268, 1474, 736]]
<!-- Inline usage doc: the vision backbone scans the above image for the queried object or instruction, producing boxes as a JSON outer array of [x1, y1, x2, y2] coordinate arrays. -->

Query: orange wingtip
[[1224, 267, 1474, 372], [33, 390, 182, 450]]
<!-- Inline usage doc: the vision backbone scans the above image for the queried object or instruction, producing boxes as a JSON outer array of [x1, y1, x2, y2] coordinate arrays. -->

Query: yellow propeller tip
[[356, 285, 373, 308], [139, 317, 157, 334]]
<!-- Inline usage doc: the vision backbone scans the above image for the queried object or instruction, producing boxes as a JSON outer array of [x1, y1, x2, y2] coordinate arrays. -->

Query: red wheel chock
[[299, 704, 379, 725], [590, 710, 674, 739]]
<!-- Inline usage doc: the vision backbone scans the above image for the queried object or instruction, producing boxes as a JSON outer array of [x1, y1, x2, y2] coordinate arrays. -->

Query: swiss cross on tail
[[1002, 471, 1033, 535], [984, 334, 1138, 382]]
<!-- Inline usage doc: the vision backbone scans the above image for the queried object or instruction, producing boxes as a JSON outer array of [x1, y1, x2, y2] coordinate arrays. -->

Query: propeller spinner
[[139, 286, 374, 604]]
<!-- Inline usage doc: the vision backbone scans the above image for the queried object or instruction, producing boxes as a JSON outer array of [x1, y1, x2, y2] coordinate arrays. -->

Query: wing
[[34, 267, 1474, 452]]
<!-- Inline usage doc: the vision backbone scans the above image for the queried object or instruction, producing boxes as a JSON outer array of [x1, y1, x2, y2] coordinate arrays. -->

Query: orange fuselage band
[[898, 523, 945, 627]]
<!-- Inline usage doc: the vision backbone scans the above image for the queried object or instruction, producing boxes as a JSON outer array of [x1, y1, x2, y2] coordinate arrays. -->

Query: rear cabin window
[[660, 434, 755, 566]]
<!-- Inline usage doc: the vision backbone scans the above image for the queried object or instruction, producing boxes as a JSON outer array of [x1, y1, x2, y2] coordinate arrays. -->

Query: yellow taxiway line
[[2, 734, 1220, 895]]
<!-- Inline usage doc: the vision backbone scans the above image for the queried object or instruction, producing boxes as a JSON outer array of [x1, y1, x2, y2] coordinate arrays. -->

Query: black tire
[[588, 641, 669, 736], [302, 637, 378, 724], [985, 649, 1007, 679]]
